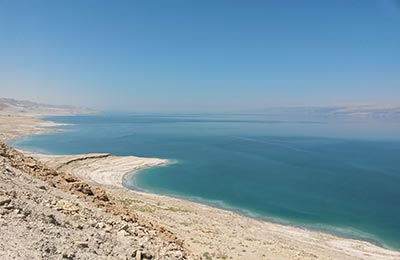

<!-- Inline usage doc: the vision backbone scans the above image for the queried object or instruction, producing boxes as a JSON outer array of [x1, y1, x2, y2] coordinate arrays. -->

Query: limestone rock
[[76, 241, 89, 248], [135, 250, 142, 260], [0, 196, 11, 206]]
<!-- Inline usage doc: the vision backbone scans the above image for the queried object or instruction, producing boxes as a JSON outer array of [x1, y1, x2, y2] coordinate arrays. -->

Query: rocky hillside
[[0, 142, 187, 259]]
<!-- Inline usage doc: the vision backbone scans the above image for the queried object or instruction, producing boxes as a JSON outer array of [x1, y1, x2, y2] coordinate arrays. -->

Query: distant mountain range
[[255, 105, 400, 121], [0, 98, 95, 116], [1, 97, 399, 121]]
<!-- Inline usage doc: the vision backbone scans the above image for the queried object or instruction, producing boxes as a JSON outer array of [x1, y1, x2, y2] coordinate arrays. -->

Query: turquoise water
[[10, 114, 400, 250]]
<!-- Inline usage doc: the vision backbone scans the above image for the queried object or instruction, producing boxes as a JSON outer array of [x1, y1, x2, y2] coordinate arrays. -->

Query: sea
[[10, 113, 400, 250]]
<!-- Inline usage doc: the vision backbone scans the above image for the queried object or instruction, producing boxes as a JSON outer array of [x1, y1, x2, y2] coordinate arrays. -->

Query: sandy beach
[[1, 103, 400, 260], [23, 152, 170, 187]]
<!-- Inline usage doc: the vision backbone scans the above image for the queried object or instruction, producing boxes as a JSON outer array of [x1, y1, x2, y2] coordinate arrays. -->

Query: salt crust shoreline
[[1, 112, 400, 259]]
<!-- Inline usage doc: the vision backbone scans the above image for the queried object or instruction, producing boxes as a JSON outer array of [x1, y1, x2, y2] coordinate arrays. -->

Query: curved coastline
[[123, 166, 394, 251], [3, 113, 400, 259]]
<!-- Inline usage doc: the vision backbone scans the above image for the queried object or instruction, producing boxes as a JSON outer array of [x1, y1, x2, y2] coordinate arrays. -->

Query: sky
[[0, 0, 400, 112]]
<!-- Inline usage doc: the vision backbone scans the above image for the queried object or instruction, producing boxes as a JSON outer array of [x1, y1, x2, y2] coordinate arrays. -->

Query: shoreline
[[2, 112, 400, 259], [123, 168, 395, 252], [22, 151, 170, 187]]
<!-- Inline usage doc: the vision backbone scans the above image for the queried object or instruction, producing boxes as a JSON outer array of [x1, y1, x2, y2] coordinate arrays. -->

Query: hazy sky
[[1, 0, 399, 112]]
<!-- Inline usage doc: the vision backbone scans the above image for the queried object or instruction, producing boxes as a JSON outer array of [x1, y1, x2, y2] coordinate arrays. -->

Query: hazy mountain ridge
[[254, 105, 400, 121], [0, 98, 95, 116]]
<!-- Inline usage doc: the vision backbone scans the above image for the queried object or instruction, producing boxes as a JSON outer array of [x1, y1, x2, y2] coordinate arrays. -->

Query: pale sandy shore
[[0, 114, 67, 142], [24, 151, 169, 187], [1, 109, 400, 260]]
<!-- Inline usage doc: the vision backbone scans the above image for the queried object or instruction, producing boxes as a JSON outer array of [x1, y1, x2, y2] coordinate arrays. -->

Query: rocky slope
[[0, 142, 187, 259]]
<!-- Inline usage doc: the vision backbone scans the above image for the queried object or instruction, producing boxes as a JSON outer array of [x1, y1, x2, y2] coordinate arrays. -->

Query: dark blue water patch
[[10, 114, 400, 250]]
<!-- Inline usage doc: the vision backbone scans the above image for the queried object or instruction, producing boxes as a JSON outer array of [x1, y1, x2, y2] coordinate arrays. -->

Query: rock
[[25, 160, 37, 168], [3, 204, 14, 210], [0, 208, 9, 215], [141, 252, 153, 259], [55, 200, 79, 213], [0, 196, 11, 206], [46, 214, 61, 226], [94, 189, 109, 201], [135, 250, 142, 260], [119, 223, 129, 231], [95, 222, 106, 229], [62, 252, 76, 259], [104, 224, 113, 233], [70, 182, 94, 196], [170, 250, 183, 258], [76, 241, 89, 248], [22, 209, 31, 217], [63, 174, 78, 182], [38, 185, 47, 190], [7, 190, 17, 198], [4, 166, 13, 174], [74, 223, 84, 230]]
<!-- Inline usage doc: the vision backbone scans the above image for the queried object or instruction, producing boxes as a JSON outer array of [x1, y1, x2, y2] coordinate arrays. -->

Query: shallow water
[[10, 113, 400, 250]]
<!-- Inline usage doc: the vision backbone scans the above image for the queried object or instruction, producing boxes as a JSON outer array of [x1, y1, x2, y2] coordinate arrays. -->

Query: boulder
[[0, 196, 11, 206]]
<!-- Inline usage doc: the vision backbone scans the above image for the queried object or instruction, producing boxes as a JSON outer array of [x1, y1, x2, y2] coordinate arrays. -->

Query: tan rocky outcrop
[[0, 142, 188, 259]]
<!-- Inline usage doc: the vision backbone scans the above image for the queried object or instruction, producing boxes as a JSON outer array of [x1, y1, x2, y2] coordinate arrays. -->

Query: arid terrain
[[1, 98, 400, 259], [0, 98, 94, 142], [0, 143, 186, 259]]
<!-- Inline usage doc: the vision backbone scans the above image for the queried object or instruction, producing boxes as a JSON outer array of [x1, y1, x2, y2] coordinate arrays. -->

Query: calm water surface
[[10, 114, 400, 250]]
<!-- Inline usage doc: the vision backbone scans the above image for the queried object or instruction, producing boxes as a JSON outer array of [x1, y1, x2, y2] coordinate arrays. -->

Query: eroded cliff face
[[0, 142, 188, 260]]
